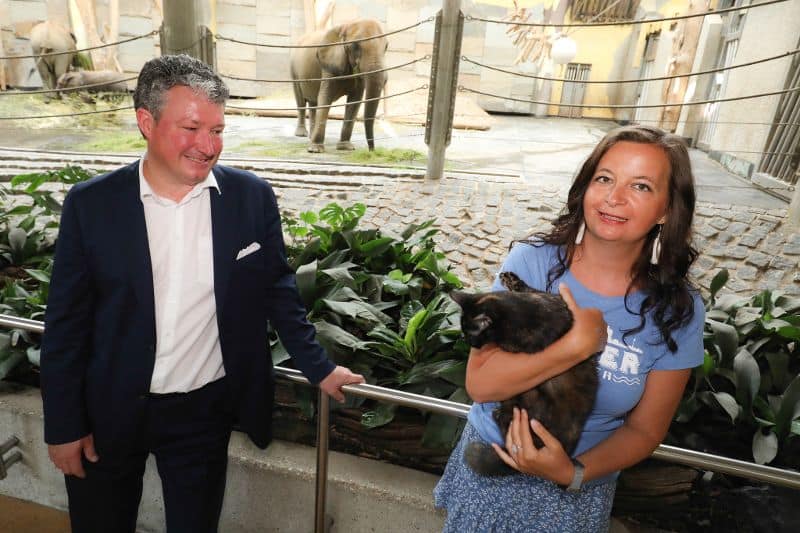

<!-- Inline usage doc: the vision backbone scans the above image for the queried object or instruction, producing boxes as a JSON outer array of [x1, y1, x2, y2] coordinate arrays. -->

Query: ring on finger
[[511, 444, 520, 454]]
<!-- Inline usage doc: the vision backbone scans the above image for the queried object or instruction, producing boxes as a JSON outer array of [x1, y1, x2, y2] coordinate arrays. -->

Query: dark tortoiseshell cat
[[450, 272, 599, 476]]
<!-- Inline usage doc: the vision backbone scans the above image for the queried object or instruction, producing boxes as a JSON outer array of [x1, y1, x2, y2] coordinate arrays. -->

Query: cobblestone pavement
[[268, 165, 799, 297], [0, 135, 800, 295]]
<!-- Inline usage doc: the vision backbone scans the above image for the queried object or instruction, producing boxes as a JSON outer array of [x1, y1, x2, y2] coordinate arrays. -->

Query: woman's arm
[[466, 284, 607, 402], [577, 368, 691, 482], [495, 368, 691, 485]]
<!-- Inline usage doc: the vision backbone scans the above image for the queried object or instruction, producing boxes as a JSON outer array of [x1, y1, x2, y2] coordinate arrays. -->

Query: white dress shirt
[[139, 159, 225, 393]]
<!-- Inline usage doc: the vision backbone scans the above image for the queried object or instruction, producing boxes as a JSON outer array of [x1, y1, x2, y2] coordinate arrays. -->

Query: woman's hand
[[492, 407, 574, 485], [558, 284, 607, 360]]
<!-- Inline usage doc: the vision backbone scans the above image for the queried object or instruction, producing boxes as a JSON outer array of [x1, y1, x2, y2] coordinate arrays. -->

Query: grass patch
[[233, 139, 311, 158], [0, 93, 133, 130], [77, 131, 146, 152], [343, 147, 426, 166]]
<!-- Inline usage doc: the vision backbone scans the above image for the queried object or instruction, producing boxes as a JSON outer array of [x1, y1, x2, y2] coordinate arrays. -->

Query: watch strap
[[566, 457, 585, 492]]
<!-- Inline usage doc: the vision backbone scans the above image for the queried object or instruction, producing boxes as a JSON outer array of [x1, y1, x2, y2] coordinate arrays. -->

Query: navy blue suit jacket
[[40, 161, 334, 454]]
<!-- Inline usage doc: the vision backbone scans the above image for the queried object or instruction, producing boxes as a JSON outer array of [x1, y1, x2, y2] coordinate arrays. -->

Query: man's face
[[136, 85, 225, 188]]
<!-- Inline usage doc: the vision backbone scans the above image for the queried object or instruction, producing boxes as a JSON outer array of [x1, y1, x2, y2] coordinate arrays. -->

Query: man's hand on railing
[[48, 434, 99, 478], [318, 365, 365, 403]]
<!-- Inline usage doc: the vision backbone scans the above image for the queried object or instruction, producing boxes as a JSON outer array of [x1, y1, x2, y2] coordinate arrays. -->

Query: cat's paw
[[499, 271, 530, 292]]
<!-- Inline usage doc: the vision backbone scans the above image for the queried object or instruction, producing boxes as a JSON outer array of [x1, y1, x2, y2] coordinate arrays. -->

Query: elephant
[[290, 19, 388, 153], [29, 21, 78, 90], [56, 70, 129, 93]]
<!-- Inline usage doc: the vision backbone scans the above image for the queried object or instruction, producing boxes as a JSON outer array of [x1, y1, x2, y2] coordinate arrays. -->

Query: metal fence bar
[[0, 313, 798, 498]]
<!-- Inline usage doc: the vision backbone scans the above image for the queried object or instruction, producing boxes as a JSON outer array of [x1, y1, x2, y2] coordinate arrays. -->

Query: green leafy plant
[[277, 202, 468, 449], [0, 166, 92, 380], [671, 269, 800, 467]]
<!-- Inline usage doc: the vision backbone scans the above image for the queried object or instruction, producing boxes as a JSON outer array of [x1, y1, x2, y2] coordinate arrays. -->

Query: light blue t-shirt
[[467, 242, 704, 484]]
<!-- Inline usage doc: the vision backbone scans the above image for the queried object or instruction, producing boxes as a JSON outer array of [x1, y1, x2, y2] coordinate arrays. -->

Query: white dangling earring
[[650, 226, 662, 265], [575, 221, 586, 245]]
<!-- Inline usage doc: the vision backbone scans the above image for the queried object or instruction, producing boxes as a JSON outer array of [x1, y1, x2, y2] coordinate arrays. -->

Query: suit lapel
[[210, 170, 236, 312], [119, 164, 156, 336]]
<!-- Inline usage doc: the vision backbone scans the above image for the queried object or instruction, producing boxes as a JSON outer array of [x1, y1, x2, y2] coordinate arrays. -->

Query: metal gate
[[559, 63, 591, 118], [757, 43, 800, 185], [633, 33, 659, 124], [698, 0, 747, 148]]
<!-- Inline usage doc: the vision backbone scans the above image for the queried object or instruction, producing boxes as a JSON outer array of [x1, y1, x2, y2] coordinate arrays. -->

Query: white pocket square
[[236, 242, 261, 260]]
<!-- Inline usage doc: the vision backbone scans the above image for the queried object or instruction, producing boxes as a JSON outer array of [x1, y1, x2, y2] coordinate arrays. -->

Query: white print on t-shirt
[[598, 326, 642, 386]]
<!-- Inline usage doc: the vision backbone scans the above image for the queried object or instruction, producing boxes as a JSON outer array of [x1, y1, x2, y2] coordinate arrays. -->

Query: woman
[[434, 125, 705, 532]]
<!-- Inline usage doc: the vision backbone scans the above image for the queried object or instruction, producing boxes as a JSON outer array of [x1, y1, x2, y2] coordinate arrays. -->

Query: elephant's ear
[[316, 25, 350, 76]]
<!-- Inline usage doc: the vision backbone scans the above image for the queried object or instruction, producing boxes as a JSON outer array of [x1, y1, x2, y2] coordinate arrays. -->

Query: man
[[40, 54, 364, 532]]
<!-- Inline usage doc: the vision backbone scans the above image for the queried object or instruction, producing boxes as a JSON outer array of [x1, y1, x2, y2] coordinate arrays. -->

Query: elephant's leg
[[308, 108, 317, 137], [337, 92, 362, 151], [35, 57, 56, 92], [309, 83, 333, 153], [292, 82, 308, 137], [50, 54, 72, 98]]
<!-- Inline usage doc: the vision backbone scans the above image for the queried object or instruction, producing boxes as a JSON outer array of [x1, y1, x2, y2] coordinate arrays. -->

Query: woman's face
[[582, 141, 671, 247]]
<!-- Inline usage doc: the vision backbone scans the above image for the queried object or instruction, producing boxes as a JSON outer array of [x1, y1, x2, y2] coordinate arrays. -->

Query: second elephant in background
[[290, 19, 387, 153]]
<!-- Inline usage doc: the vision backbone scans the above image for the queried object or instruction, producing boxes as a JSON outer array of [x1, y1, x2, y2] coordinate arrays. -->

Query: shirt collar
[[138, 154, 220, 202]]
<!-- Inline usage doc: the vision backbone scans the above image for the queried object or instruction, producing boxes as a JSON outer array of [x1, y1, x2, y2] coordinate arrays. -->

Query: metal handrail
[[1, 314, 798, 532]]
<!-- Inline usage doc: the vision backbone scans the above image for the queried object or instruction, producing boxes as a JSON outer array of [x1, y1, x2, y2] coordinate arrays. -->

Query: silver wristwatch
[[565, 458, 585, 492]]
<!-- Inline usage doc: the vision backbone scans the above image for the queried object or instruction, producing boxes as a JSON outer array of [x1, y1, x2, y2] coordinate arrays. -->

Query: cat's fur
[[450, 272, 599, 476]]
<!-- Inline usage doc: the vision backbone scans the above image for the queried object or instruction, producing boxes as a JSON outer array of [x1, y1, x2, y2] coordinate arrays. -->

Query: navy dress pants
[[64, 378, 233, 533]]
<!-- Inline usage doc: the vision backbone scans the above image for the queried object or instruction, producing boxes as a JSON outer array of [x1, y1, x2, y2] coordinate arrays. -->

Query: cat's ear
[[449, 291, 471, 308], [466, 313, 493, 337]]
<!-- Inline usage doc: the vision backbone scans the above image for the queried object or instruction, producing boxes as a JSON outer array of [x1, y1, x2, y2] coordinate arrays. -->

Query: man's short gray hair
[[133, 54, 229, 119]]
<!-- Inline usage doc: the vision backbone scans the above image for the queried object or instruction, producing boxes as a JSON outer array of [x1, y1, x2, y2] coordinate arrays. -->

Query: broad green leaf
[[359, 237, 394, 257], [0, 351, 25, 380], [383, 278, 411, 295], [675, 394, 701, 423], [710, 392, 741, 423], [761, 318, 792, 331], [791, 420, 800, 436], [706, 319, 739, 362], [752, 430, 778, 465], [398, 359, 465, 386], [733, 348, 760, 411], [421, 387, 470, 448], [775, 375, 800, 439], [766, 352, 790, 391], [270, 336, 291, 366], [706, 309, 730, 321], [24, 269, 51, 284], [26, 346, 40, 366], [715, 293, 747, 314], [8, 227, 27, 252], [313, 320, 368, 352], [403, 308, 429, 359], [709, 269, 729, 298], [321, 299, 393, 326], [777, 326, 800, 341], [321, 263, 357, 286], [299, 211, 318, 224], [361, 402, 397, 428], [733, 308, 761, 327], [295, 260, 317, 306], [775, 294, 800, 313], [701, 351, 715, 376]]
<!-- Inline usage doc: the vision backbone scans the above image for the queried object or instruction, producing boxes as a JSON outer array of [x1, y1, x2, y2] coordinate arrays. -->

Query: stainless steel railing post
[[314, 389, 331, 533], [0, 435, 22, 480]]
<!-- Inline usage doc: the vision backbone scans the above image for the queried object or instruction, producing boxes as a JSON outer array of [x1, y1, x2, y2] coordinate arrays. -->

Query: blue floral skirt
[[433, 422, 616, 533]]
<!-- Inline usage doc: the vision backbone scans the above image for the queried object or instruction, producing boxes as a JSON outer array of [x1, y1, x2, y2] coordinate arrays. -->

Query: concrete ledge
[[0, 382, 445, 532]]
